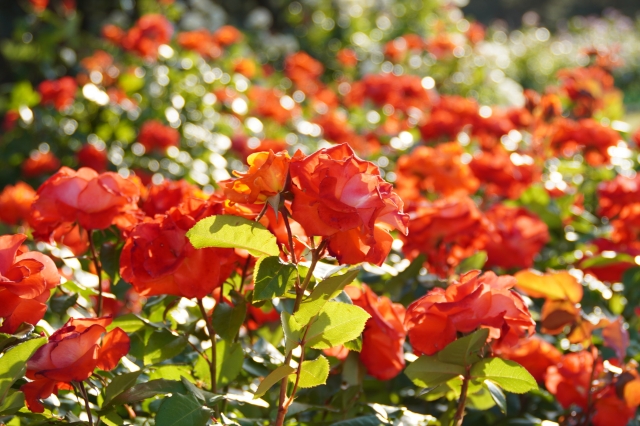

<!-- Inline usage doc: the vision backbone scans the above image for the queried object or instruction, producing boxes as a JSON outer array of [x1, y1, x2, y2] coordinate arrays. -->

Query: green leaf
[[49, 293, 78, 315], [292, 356, 330, 388], [253, 256, 297, 301], [100, 411, 124, 426], [9, 81, 40, 109], [108, 380, 187, 406], [144, 329, 187, 365], [212, 301, 246, 342], [455, 251, 487, 274], [437, 329, 489, 367], [107, 314, 147, 333], [470, 358, 538, 394], [0, 337, 45, 405], [186, 215, 279, 258], [0, 390, 25, 415], [343, 337, 362, 352], [194, 340, 244, 389], [102, 371, 142, 407], [294, 269, 360, 325], [148, 365, 195, 382], [305, 302, 370, 350], [282, 312, 303, 353], [254, 365, 295, 398], [404, 355, 466, 388], [484, 380, 507, 414], [156, 393, 212, 426]]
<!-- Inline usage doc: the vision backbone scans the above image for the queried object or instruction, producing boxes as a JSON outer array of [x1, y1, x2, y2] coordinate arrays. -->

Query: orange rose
[[21, 317, 130, 413], [221, 150, 290, 205], [401, 195, 488, 277], [418, 95, 478, 142], [405, 271, 534, 356], [0, 182, 36, 225], [30, 167, 140, 255], [345, 284, 406, 380], [597, 174, 640, 219], [495, 336, 561, 382], [484, 204, 549, 270], [0, 234, 60, 333], [77, 144, 108, 172], [289, 144, 408, 266], [545, 350, 601, 410], [120, 14, 173, 60], [177, 30, 221, 59], [549, 118, 619, 165], [395, 143, 480, 201], [469, 149, 540, 199], [120, 198, 238, 298], [22, 152, 61, 178]]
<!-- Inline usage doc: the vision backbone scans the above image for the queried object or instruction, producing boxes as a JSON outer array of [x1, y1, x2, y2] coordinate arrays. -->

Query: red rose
[[142, 179, 206, 217], [484, 204, 549, 270], [121, 14, 174, 60], [336, 48, 358, 67], [21, 317, 130, 413], [405, 271, 535, 356], [289, 143, 408, 266], [495, 336, 561, 382], [178, 30, 221, 59], [120, 198, 238, 298], [544, 350, 601, 410], [138, 120, 180, 152], [597, 174, 640, 219], [0, 182, 36, 225], [0, 234, 60, 333], [22, 152, 61, 178], [30, 167, 140, 255], [284, 52, 324, 95], [469, 149, 540, 199], [38, 77, 77, 111], [401, 195, 488, 277], [77, 144, 108, 172], [581, 238, 640, 283], [212, 25, 243, 46], [345, 284, 406, 380]]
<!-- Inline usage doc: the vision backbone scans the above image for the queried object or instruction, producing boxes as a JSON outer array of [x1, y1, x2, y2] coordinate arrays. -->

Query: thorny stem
[[87, 231, 103, 317], [275, 240, 326, 426], [79, 381, 94, 425], [453, 367, 471, 426], [197, 299, 220, 418]]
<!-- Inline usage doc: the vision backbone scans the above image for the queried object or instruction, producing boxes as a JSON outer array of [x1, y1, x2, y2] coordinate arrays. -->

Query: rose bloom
[[29, 0, 48, 12], [138, 120, 180, 152], [469, 149, 540, 199], [121, 14, 174, 60], [336, 48, 358, 67], [494, 336, 561, 382], [248, 86, 299, 124], [120, 198, 239, 299], [78, 50, 116, 87], [234, 58, 257, 78], [177, 29, 221, 59], [345, 284, 406, 380], [30, 167, 140, 255], [0, 182, 36, 225], [3, 110, 19, 131], [38, 77, 77, 111], [395, 143, 480, 201], [0, 234, 60, 334], [314, 112, 380, 157], [21, 317, 130, 413], [545, 350, 602, 410], [384, 34, 425, 62], [404, 271, 535, 356], [483, 204, 549, 270], [418, 95, 478, 142], [597, 173, 640, 219], [401, 195, 488, 277], [141, 179, 206, 217], [581, 238, 640, 283], [549, 118, 619, 165], [221, 150, 290, 205], [246, 304, 280, 331], [289, 143, 408, 266], [212, 25, 243, 46], [77, 144, 108, 172], [22, 152, 61, 178], [345, 74, 430, 114], [284, 52, 324, 95], [611, 203, 640, 245], [467, 22, 485, 44]]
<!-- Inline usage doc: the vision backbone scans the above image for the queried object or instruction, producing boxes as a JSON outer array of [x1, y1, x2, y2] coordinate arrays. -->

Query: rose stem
[[197, 298, 219, 417], [453, 367, 471, 426], [79, 381, 94, 425], [87, 231, 103, 317]]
